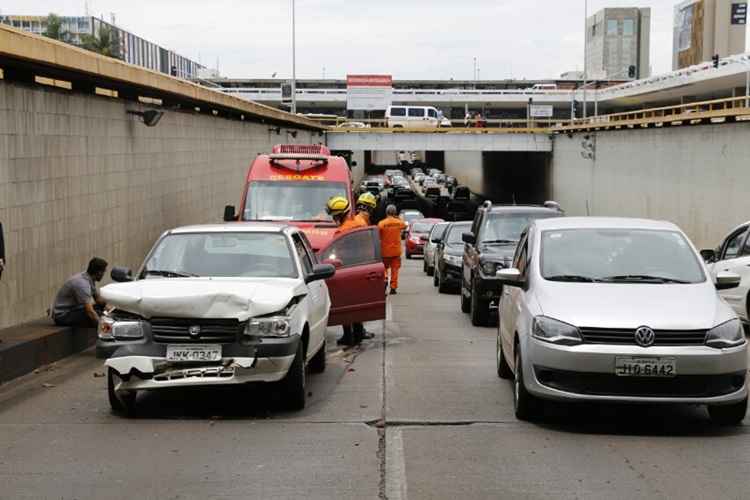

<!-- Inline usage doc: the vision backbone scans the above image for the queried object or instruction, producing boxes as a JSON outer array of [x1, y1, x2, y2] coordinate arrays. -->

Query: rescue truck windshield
[[243, 181, 349, 223]]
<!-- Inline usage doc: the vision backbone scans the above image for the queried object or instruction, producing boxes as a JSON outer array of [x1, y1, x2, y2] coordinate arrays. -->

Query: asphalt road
[[1, 258, 748, 499]]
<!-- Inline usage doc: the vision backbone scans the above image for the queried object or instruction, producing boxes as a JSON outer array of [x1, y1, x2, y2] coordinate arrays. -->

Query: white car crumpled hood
[[100, 278, 302, 320]]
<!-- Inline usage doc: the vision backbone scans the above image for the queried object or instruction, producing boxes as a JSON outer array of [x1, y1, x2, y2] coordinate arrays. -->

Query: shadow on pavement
[[516, 389, 747, 437]]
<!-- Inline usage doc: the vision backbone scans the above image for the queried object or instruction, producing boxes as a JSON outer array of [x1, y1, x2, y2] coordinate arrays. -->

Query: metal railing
[[321, 96, 750, 134], [560, 95, 750, 131]]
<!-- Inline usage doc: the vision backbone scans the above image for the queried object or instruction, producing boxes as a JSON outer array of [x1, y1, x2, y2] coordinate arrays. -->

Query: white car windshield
[[540, 229, 706, 284], [244, 181, 348, 222], [143, 232, 297, 278]]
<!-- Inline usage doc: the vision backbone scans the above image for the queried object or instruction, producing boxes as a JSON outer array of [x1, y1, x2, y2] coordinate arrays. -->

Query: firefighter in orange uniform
[[378, 204, 407, 295]]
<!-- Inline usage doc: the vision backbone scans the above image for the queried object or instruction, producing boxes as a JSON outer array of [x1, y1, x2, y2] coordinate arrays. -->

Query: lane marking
[[386, 428, 408, 500]]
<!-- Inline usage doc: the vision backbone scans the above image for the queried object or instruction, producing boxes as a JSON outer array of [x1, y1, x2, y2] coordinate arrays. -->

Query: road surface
[[0, 258, 748, 499]]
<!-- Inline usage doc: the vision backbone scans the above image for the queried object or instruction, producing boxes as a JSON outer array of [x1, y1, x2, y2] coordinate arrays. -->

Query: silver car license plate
[[615, 357, 676, 377], [166, 344, 222, 362]]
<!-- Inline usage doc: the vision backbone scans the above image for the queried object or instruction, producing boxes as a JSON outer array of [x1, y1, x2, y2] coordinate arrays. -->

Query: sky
[[2, 1, 744, 80]]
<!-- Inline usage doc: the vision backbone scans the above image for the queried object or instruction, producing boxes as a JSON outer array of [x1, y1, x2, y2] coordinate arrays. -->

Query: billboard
[[346, 74, 393, 111], [529, 105, 554, 118]]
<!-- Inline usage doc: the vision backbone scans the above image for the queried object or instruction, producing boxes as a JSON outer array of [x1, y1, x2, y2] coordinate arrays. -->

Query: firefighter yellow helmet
[[326, 196, 351, 217], [357, 192, 377, 210]]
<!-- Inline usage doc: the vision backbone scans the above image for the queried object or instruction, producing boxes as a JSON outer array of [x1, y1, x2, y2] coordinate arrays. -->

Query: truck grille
[[579, 327, 707, 346], [150, 318, 242, 343]]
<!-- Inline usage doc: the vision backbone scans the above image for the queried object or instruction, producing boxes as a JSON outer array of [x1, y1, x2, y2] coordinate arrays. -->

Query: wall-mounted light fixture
[[268, 126, 281, 135], [127, 109, 164, 127], [288, 130, 298, 139]]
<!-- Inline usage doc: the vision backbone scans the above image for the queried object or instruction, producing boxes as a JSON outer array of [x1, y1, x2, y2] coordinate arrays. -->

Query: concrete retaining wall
[[0, 81, 317, 329], [550, 123, 750, 248]]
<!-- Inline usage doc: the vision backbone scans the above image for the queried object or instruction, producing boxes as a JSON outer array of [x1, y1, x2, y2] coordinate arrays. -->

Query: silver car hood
[[100, 278, 303, 320], [534, 282, 730, 330]]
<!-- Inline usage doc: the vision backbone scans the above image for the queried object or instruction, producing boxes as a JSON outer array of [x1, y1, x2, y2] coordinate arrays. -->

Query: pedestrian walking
[[51, 257, 108, 327], [378, 204, 407, 295]]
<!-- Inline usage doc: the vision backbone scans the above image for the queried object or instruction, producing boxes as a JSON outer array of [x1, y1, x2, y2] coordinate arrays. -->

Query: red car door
[[317, 227, 386, 326]]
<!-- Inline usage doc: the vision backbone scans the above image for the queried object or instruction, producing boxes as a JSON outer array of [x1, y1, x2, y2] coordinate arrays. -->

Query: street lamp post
[[583, 0, 588, 119], [291, 0, 297, 114]]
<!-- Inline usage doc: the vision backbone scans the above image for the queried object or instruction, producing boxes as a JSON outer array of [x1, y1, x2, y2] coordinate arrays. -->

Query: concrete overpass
[[214, 53, 750, 118], [326, 129, 552, 152]]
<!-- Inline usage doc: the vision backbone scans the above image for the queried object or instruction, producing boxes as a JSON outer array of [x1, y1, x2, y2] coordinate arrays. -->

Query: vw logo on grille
[[188, 325, 201, 338], [634, 326, 655, 347]]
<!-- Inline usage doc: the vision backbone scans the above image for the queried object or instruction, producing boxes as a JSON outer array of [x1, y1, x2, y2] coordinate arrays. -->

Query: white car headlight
[[532, 316, 582, 346], [245, 316, 291, 338], [705, 319, 745, 348], [98, 315, 144, 340]]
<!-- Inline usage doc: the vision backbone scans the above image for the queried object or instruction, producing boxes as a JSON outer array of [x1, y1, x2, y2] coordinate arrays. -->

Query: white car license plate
[[615, 357, 676, 377], [166, 344, 222, 362]]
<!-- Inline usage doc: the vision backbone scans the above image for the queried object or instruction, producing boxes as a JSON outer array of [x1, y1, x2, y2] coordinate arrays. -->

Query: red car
[[405, 218, 444, 259]]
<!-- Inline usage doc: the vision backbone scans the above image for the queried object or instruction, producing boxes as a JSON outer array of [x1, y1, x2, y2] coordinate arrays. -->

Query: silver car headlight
[[98, 315, 144, 340], [245, 316, 291, 338], [532, 316, 582, 346], [705, 319, 745, 348], [444, 254, 462, 266]]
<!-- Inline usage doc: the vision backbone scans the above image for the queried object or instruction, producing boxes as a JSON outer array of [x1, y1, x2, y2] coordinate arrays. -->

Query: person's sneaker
[[361, 331, 375, 340], [390, 288, 398, 295], [337, 336, 354, 346]]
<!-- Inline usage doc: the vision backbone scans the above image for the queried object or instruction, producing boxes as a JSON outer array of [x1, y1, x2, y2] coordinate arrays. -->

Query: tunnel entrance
[[481, 152, 551, 204]]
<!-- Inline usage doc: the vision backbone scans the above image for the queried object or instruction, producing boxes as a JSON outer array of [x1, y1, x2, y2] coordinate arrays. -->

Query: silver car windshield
[[480, 213, 557, 244], [143, 232, 297, 279], [540, 229, 706, 284], [446, 223, 472, 244]]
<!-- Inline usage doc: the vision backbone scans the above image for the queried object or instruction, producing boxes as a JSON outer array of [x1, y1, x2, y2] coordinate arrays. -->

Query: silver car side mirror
[[715, 271, 741, 291]]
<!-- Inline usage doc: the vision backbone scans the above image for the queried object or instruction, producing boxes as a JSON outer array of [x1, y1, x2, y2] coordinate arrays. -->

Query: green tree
[[42, 13, 69, 42], [80, 24, 120, 59]]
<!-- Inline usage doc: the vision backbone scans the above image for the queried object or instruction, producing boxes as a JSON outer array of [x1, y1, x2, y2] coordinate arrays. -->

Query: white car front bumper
[[106, 355, 296, 391]]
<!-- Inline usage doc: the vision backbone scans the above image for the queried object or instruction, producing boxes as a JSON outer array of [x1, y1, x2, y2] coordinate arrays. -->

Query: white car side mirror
[[715, 271, 741, 291]]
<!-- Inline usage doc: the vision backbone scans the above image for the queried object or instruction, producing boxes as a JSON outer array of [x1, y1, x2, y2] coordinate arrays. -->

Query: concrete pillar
[[445, 151, 483, 194]]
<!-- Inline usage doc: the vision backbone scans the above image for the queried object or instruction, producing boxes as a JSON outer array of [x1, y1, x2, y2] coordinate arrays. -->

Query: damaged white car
[[97, 223, 336, 415]]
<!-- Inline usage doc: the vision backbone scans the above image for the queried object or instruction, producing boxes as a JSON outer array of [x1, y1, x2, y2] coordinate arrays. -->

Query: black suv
[[460, 202, 563, 326]]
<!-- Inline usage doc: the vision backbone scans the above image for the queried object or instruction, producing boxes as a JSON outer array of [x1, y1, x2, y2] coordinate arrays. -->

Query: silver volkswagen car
[[496, 217, 747, 425]]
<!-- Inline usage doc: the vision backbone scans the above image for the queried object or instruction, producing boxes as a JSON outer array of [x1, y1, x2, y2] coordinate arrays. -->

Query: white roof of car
[[169, 223, 290, 235], [534, 217, 680, 232]]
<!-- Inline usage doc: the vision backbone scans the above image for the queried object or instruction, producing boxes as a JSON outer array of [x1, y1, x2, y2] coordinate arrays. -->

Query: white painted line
[[386, 428, 408, 500]]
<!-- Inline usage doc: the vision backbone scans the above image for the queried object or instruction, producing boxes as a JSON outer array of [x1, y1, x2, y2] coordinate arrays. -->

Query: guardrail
[[322, 96, 750, 134]]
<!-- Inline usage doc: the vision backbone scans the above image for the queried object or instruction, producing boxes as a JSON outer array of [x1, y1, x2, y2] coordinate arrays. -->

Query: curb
[[0, 320, 96, 384]]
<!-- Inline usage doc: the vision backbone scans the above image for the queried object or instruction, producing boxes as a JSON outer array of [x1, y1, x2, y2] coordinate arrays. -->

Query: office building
[[672, 0, 747, 69], [0, 15, 211, 79], [586, 8, 652, 80]]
